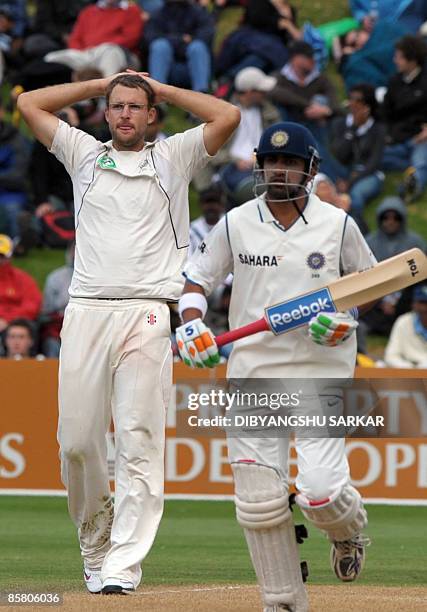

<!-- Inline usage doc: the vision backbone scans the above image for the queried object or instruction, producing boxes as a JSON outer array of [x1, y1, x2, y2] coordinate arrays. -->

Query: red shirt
[[68, 4, 143, 53], [0, 262, 42, 323]]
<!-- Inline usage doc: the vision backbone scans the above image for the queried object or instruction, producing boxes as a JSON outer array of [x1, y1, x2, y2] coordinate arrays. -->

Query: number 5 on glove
[[176, 318, 220, 368]]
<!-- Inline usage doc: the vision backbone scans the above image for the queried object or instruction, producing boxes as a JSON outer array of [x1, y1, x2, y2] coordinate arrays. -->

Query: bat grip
[[215, 318, 269, 348]]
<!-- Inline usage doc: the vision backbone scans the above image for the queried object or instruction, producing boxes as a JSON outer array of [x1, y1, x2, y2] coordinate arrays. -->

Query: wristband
[[178, 292, 208, 321]]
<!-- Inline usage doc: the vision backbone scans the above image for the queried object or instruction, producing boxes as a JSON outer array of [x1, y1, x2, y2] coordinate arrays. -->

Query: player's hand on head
[[308, 311, 358, 347], [176, 318, 220, 368], [125, 69, 166, 103]]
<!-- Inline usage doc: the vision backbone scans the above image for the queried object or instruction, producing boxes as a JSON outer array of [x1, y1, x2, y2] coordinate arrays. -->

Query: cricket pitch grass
[[1, 498, 426, 611]]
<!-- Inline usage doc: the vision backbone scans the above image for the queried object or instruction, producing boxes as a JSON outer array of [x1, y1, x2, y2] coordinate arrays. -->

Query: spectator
[[2, 318, 37, 359], [145, 0, 214, 93], [329, 83, 385, 230], [381, 35, 427, 203], [269, 41, 341, 176], [136, 0, 164, 15], [0, 234, 42, 334], [384, 284, 427, 368], [215, 0, 299, 80], [215, 66, 280, 205], [360, 196, 427, 338], [189, 184, 225, 254], [44, 0, 144, 77], [39, 243, 74, 357], [0, 102, 30, 239], [0, 6, 15, 84]]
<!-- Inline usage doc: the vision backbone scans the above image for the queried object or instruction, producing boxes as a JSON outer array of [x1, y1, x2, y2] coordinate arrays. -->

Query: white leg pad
[[296, 483, 367, 542], [232, 462, 308, 612]]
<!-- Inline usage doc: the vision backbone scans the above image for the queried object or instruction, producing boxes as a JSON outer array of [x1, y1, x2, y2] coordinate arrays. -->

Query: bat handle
[[215, 317, 269, 348]]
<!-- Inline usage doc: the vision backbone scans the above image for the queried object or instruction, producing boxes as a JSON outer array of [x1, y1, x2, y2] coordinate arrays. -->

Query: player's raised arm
[[127, 72, 241, 156], [16, 74, 119, 149]]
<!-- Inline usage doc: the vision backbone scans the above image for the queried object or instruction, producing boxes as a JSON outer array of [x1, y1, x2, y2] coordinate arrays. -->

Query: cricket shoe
[[330, 534, 371, 582], [102, 578, 135, 595], [83, 568, 102, 594]]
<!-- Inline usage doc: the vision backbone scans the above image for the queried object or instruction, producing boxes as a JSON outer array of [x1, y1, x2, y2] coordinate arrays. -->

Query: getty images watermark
[[178, 380, 388, 438]]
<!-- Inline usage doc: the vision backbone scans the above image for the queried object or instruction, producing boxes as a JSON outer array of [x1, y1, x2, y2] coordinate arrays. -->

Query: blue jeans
[[0, 200, 25, 238], [349, 173, 384, 215], [149, 38, 211, 92], [381, 139, 427, 190]]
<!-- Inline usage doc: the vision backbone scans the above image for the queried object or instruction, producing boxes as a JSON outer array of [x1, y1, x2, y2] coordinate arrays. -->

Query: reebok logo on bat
[[407, 258, 419, 277], [265, 288, 336, 335]]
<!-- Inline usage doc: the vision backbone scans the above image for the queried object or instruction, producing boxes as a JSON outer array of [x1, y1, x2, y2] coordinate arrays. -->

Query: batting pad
[[296, 483, 367, 542], [232, 463, 308, 611]]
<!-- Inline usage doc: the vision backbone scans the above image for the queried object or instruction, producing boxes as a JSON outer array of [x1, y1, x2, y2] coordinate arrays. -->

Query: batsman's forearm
[[18, 79, 106, 114]]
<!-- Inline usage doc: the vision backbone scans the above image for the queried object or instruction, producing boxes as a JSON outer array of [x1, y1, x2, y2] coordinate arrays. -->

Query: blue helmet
[[255, 121, 320, 170]]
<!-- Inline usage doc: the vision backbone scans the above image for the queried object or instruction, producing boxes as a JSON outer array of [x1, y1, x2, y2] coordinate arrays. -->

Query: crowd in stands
[[1, 0, 427, 365]]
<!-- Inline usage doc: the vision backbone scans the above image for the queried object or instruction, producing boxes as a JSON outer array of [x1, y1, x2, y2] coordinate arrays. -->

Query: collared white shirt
[[50, 120, 211, 300], [184, 193, 376, 377]]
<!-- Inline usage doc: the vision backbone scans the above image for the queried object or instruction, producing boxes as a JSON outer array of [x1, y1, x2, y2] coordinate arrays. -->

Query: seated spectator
[[360, 196, 427, 338], [0, 234, 42, 334], [329, 83, 385, 230], [0, 102, 30, 239], [145, 0, 214, 93], [189, 184, 226, 254], [384, 284, 427, 368], [39, 243, 74, 357], [45, 0, 144, 77], [332, 27, 371, 68], [215, 67, 280, 206], [350, 0, 427, 34], [381, 35, 427, 203], [2, 318, 39, 359], [136, 0, 165, 16], [269, 41, 341, 177], [215, 0, 298, 80]]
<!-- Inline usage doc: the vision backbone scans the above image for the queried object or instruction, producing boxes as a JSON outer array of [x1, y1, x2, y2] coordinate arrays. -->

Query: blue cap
[[255, 122, 320, 165], [413, 284, 427, 302]]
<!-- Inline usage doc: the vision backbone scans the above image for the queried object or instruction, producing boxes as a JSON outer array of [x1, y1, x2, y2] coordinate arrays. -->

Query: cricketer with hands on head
[[17, 71, 240, 595], [177, 122, 376, 611]]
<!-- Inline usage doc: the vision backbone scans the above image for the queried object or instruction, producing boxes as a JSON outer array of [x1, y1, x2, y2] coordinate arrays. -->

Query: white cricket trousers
[[58, 298, 172, 587]]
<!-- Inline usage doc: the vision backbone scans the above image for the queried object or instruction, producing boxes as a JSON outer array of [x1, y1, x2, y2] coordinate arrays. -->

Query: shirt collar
[[402, 66, 421, 83], [345, 113, 375, 136], [104, 139, 157, 153], [257, 192, 314, 224]]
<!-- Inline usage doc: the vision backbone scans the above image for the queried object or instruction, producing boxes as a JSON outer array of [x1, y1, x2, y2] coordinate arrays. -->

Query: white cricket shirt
[[50, 120, 211, 300], [184, 193, 377, 378]]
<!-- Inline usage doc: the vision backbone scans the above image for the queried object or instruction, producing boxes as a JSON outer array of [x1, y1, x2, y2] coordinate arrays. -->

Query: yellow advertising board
[[1, 361, 426, 504]]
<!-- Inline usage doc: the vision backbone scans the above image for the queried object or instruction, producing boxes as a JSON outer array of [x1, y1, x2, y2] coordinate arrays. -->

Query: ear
[[104, 107, 110, 124], [147, 106, 157, 126]]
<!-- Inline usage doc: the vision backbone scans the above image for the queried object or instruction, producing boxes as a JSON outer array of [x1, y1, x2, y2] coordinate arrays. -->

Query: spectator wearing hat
[[329, 83, 386, 231], [144, 0, 214, 93], [385, 284, 427, 368], [0, 234, 42, 334], [269, 41, 341, 176], [214, 67, 280, 206], [189, 185, 225, 255], [359, 196, 427, 341]]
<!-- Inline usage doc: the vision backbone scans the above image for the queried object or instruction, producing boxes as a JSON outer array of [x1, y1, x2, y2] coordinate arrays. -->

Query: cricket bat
[[215, 248, 427, 348]]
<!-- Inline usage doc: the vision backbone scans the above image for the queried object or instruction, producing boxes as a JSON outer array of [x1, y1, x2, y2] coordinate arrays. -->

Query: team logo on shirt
[[98, 155, 116, 169], [271, 130, 289, 148], [307, 252, 325, 270], [147, 313, 157, 325], [239, 253, 282, 266]]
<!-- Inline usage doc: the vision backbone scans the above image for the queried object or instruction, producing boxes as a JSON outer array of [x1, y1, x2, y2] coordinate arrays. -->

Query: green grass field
[[0, 498, 426, 593]]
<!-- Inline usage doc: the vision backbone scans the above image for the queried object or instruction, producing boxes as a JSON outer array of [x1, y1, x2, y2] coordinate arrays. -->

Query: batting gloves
[[308, 311, 358, 347], [176, 318, 220, 368]]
